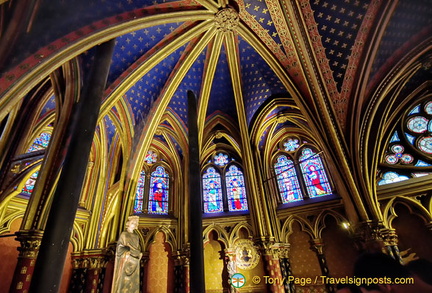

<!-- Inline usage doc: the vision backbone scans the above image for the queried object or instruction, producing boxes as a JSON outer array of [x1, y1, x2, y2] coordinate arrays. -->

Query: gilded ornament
[[234, 239, 260, 270], [214, 8, 239, 32]]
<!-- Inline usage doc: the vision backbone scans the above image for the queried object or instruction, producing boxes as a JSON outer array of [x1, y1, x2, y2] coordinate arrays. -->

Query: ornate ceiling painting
[[1, 0, 432, 191]]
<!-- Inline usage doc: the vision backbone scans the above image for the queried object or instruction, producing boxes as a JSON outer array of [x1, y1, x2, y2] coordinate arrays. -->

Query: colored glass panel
[[202, 167, 223, 213], [407, 116, 428, 133], [145, 150, 157, 165], [148, 166, 169, 215], [26, 132, 51, 152], [225, 165, 248, 211], [214, 153, 229, 167], [299, 148, 332, 197], [134, 170, 146, 213], [284, 138, 300, 152], [409, 105, 421, 115], [378, 172, 409, 185], [21, 171, 39, 195], [274, 155, 303, 203], [425, 101, 432, 114], [418, 137, 432, 154], [390, 131, 400, 143]]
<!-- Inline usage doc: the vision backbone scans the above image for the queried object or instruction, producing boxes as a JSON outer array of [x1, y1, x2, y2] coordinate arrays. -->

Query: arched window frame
[[133, 150, 172, 216], [272, 138, 333, 204], [202, 152, 249, 214]]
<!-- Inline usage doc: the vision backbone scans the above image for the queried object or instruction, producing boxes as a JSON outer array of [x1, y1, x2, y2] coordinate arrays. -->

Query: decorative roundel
[[425, 101, 432, 115], [391, 144, 404, 154], [418, 136, 432, 154], [234, 239, 260, 270], [400, 154, 414, 164], [385, 155, 398, 164], [407, 116, 429, 133]]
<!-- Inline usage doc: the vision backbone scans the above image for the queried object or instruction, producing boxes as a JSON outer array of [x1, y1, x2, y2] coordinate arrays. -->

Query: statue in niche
[[112, 216, 142, 293]]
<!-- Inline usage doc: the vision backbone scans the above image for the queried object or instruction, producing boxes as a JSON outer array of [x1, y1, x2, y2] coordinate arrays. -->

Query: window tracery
[[378, 98, 432, 185]]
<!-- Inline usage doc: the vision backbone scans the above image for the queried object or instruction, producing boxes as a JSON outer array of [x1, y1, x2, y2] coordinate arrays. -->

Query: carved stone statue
[[112, 216, 142, 293]]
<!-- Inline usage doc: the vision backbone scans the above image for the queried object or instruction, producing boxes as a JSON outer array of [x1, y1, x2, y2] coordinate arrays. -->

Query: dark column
[[187, 90, 205, 292], [29, 39, 115, 293]]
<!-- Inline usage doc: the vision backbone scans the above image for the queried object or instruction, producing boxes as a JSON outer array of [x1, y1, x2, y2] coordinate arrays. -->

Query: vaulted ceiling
[[1, 0, 432, 168]]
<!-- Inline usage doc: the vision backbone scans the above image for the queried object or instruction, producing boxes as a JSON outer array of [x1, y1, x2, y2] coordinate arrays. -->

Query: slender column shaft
[[187, 90, 205, 293], [29, 39, 115, 293]]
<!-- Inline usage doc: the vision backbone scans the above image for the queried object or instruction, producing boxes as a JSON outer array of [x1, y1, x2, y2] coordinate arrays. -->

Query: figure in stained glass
[[133, 170, 145, 213], [202, 167, 223, 213], [148, 166, 169, 215], [22, 171, 39, 195], [225, 165, 248, 211], [274, 155, 302, 203], [300, 148, 332, 197]]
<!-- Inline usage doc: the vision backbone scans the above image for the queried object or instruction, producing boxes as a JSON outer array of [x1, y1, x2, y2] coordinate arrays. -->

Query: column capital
[[311, 238, 324, 255], [15, 230, 44, 258], [353, 220, 387, 253]]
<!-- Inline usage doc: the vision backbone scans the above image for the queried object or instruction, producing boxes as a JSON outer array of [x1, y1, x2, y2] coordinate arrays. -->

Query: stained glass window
[[378, 98, 432, 185], [134, 170, 146, 213], [225, 165, 248, 211], [299, 148, 332, 197], [26, 132, 51, 153], [148, 166, 169, 215], [21, 171, 39, 195], [202, 167, 223, 213], [214, 153, 229, 167], [274, 155, 303, 203], [145, 150, 157, 165], [378, 172, 409, 185], [283, 138, 300, 152]]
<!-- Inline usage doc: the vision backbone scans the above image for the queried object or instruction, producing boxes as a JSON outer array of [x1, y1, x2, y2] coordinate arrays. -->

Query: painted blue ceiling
[[168, 49, 207, 125], [239, 37, 286, 124], [311, 0, 371, 91], [5, 0, 179, 71], [206, 44, 238, 121], [371, 0, 432, 78], [124, 44, 185, 125], [243, 0, 284, 55], [108, 22, 183, 84], [104, 115, 117, 147]]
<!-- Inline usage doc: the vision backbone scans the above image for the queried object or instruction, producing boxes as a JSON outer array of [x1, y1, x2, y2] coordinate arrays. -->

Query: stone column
[[187, 90, 205, 292], [261, 242, 285, 293], [382, 229, 402, 264], [275, 243, 293, 293], [29, 39, 116, 292], [9, 230, 43, 293], [173, 252, 185, 293], [311, 239, 334, 293]]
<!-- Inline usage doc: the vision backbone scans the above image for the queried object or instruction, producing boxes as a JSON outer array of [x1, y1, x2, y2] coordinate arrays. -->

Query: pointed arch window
[[274, 138, 333, 203], [225, 165, 248, 211], [202, 153, 249, 214], [148, 166, 169, 215], [203, 167, 223, 213], [133, 150, 171, 215], [378, 98, 432, 185], [274, 155, 303, 202]]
